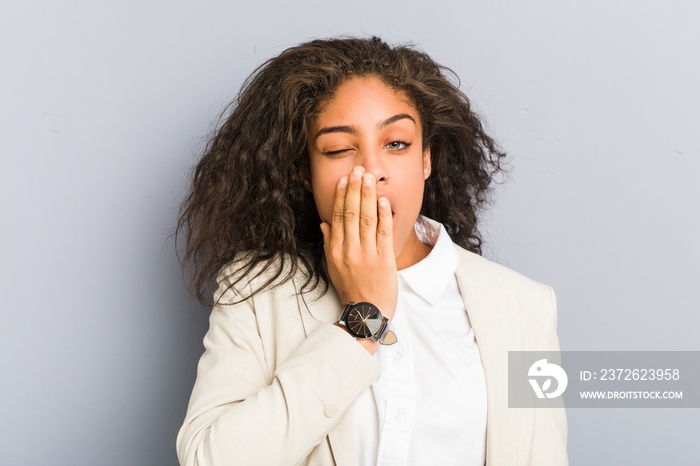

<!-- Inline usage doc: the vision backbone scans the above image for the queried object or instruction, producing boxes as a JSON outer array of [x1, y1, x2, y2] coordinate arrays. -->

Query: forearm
[[177, 323, 380, 466]]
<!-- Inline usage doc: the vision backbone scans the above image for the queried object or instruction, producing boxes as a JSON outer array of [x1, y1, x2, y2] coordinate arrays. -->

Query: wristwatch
[[338, 302, 397, 345]]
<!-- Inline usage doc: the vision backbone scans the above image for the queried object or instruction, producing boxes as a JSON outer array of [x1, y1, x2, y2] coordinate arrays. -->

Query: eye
[[323, 148, 350, 156], [385, 140, 411, 151], [322, 148, 353, 157]]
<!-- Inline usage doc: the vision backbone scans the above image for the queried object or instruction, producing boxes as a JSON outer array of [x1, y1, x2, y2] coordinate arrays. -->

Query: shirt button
[[324, 404, 338, 418], [393, 351, 403, 361], [394, 410, 405, 423]]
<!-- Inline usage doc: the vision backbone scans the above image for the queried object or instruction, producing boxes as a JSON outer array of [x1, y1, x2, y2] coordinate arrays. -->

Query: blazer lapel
[[454, 247, 527, 466]]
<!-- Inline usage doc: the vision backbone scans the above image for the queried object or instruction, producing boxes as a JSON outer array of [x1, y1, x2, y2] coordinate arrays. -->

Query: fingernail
[[352, 166, 363, 178], [378, 197, 388, 208], [339, 177, 348, 188], [363, 173, 374, 186]]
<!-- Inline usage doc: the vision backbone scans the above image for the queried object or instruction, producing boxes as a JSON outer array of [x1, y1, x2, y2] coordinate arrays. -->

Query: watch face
[[346, 303, 382, 338]]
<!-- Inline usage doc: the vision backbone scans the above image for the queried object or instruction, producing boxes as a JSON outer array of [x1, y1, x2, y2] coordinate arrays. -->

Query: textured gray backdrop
[[2, 1, 698, 465]]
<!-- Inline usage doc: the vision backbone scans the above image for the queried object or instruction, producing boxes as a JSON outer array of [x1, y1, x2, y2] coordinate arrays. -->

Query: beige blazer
[[177, 246, 568, 466]]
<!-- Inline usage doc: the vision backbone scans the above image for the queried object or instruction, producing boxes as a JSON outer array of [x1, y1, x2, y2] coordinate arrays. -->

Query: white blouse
[[353, 216, 487, 466]]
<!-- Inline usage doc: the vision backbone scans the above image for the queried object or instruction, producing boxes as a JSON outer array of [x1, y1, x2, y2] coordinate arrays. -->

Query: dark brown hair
[[176, 36, 506, 305]]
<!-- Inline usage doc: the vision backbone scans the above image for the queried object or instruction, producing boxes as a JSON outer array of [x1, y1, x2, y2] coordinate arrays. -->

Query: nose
[[358, 147, 389, 183]]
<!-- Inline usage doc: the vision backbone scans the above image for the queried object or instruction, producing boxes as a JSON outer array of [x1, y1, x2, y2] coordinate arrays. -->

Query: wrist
[[356, 338, 379, 355], [334, 323, 379, 355]]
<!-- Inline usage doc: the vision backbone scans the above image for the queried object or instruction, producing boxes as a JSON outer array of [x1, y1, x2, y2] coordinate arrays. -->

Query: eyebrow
[[380, 113, 416, 129], [314, 113, 416, 141]]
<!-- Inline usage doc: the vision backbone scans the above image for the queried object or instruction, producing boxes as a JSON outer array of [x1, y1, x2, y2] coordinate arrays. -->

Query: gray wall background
[[2, 1, 698, 465]]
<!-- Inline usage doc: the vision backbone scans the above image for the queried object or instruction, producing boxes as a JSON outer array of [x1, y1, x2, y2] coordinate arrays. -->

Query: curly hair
[[176, 36, 506, 305]]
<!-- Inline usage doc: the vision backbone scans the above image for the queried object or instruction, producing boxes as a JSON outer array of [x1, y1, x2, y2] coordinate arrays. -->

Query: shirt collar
[[398, 216, 459, 305]]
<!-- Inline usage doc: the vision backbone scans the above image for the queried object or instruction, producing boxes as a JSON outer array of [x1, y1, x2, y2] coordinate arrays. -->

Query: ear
[[422, 147, 432, 180], [299, 167, 313, 192]]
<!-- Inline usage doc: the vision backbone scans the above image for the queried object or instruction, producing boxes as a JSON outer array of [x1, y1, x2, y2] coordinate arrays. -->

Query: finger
[[376, 197, 394, 257], [359, 172, 377, 251], [343, 166, 364, 245], [329, 176, 348, 249]]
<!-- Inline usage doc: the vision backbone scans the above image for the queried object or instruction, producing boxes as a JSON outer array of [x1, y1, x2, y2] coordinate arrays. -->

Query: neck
[[396, 230, 433, 270]]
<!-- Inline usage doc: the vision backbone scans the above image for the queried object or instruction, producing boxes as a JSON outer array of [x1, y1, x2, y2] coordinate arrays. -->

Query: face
[[304, 76, 431, 266]]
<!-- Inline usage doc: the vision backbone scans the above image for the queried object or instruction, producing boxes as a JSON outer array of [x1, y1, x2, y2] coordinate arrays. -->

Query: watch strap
[[379, 329, 398, 345]]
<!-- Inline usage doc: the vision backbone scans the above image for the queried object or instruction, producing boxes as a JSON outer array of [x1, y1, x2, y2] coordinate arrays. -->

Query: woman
[[176, 36, 568, 465]]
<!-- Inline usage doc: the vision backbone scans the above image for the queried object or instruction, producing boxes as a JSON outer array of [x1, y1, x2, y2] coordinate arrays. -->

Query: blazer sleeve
[[176, 280, 381, 466], [529, 285, 569, 466]]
